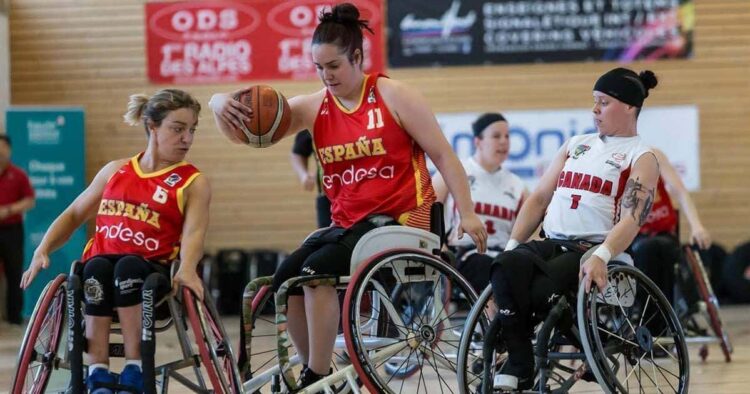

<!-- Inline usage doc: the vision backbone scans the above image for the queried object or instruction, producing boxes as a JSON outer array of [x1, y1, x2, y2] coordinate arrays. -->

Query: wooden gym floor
[[0, 305, 748, 393]]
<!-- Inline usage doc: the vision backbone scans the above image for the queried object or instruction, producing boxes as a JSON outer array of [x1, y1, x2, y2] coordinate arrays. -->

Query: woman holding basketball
[[21, 89, 209, 393], [209, 2, 487, 388], [487, 68, 660, 390]]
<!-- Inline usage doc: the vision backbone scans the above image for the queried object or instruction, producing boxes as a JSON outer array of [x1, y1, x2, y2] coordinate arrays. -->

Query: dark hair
[[594, 68, 658, 108], [0, 134, 9, 147], [472, 113, 507, 138], [312, 3, 374, 66], [123, 89, 201, 136]]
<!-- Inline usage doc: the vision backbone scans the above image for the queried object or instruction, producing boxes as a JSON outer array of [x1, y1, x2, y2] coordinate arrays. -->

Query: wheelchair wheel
[[343, 249, 477, 394], [239, 284, 355, 393], [12, 274, 67, 394], [578, 264, 689, 394], [184, 288, 243, 394], [683, 245, 733, 362], [456, 285, 502, 394], [383, 278, 453, 379]]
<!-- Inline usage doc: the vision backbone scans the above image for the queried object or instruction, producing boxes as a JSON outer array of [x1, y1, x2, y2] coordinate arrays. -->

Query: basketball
[[234, 85, 291, 148]]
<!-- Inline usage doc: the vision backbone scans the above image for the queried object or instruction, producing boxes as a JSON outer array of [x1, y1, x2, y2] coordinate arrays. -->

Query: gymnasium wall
[[9, 0, 750, 253]]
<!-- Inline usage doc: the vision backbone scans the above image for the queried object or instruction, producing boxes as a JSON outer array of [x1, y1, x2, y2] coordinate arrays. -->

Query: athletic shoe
[[117, 364, 144, 393], [86, 367, 116, 394]]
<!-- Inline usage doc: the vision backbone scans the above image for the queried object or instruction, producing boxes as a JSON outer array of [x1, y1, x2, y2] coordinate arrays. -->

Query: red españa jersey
[[640, 177, 678, 236], [82, 154, 201, 263], [313, 74, 435, 230]]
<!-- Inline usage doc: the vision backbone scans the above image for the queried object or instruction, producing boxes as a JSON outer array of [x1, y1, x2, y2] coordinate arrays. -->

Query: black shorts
[[456, 251, 493, 293], [272, 218, 398, 295], [82, 254, 170, 316]]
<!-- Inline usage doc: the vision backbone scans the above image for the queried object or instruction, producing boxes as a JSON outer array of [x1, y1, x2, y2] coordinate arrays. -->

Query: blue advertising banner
[[6, 107, 86, 316]]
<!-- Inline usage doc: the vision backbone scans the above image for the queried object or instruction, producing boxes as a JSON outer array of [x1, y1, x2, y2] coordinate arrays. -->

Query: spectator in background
[[290, 129, 332, 228], [0, 134, 36, 325]]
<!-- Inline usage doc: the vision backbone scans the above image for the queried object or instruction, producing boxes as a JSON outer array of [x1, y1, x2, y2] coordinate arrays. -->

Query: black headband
[[472, 113, 507, 137], [594, 68, 648, 107]]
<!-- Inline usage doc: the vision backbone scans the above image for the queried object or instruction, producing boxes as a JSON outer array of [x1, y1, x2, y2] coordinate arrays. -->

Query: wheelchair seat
[[350, 225, 441, 273]]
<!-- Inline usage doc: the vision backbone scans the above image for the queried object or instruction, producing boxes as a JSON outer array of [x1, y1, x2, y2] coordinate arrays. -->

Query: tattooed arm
[[580, 151, 660, 292]]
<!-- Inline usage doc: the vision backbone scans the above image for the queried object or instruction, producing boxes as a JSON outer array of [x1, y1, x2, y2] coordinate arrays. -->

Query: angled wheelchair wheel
[[12, 274, 67, 394], [184, 288, 243, 394], [343, 249, 477, 394], [578, 264, 689, 394], [239, 283, 356, 394], [456, 285, 503, 394], [683, 245, 733, 362]]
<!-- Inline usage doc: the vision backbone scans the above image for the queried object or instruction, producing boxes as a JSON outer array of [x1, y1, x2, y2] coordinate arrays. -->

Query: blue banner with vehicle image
[[6, 107, 86, 317]]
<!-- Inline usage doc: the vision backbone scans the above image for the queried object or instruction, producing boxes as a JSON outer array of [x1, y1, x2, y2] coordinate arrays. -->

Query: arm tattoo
[[620, 177, 655, 226]]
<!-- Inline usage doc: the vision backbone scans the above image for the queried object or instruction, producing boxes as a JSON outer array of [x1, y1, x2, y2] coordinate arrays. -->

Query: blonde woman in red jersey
[[209, 3, 487, 388], [20, 89, 209, 393]]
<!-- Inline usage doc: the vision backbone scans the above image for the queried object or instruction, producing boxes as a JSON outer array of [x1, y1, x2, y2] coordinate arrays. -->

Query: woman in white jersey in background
[[488, 68, 661, 390], [434, 113, 527, 292]]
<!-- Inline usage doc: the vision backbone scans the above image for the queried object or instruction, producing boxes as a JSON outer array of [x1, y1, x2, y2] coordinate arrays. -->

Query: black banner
[[387, 0, 694, 67]]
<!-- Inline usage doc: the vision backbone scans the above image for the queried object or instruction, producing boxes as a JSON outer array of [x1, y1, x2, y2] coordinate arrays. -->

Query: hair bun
[[332, 3, 361, 23], [639, 70, 658, 91]]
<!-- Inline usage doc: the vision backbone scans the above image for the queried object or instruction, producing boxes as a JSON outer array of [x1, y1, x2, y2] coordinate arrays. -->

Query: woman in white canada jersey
[[434, 112, 527, 292], [488, 67, 661, 391]]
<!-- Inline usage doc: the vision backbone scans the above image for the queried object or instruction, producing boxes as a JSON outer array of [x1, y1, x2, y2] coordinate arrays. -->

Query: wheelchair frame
[[456, 263, 690, 394], [12, 260, 241, 394]]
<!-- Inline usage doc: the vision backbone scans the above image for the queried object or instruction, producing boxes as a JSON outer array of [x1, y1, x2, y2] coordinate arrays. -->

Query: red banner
[[145, 0, 384, 84]]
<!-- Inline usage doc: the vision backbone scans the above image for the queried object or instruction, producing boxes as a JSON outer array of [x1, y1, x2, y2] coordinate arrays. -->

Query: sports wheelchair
[[456, 247, 690, 394], [675, 244, 733, 362], [238, 206, 480, 393], [12, 259, 241, 394]]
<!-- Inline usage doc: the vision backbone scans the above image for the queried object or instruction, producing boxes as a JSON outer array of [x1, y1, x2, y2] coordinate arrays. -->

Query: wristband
[[505, 239, 520, 251], [592, 245, 612, 263]]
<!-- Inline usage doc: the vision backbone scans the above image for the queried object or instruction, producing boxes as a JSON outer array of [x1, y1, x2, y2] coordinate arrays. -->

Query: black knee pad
[[82, 256, 116, 316], [113, 255, 154, 308]]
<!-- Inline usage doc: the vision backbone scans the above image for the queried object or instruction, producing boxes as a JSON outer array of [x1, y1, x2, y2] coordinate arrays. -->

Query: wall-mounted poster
[[388, 0, 694, 67], [146, 0, 385, 84]]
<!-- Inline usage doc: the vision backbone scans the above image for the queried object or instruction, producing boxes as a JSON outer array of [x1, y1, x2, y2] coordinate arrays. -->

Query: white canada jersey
[[447, 157, 526, 253], [543, 134, 651, 243]]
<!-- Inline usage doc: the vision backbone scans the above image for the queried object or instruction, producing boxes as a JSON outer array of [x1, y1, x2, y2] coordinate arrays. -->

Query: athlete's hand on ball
[[579, 255, 608, 293], [691, 226, 712, 250], [209, 88, 253, 138], [173, 268, 204, 301], [21, 250, 50, 289], [457, 212, 488, 254]]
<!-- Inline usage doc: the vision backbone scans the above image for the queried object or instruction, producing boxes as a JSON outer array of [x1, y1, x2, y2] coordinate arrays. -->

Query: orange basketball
[[235, 85, 291, 148]]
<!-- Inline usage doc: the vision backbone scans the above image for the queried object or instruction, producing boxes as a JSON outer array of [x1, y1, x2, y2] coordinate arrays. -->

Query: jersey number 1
[[367, 108, 384, 130], [570, 194, 581, 209]]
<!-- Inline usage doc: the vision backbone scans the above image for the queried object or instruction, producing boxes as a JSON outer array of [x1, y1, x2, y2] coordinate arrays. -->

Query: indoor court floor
[[1, 305, 748, 393]]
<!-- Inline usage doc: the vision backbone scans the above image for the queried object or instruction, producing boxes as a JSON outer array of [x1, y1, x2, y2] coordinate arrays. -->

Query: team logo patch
[[605, 152, 626, 169], [84, 277, 105, 305], [572, 144, 591, 159], [164, 173, 182, 187]]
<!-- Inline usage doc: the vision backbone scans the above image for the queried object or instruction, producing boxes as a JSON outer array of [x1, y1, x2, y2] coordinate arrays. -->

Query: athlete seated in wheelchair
[[464, 68, 690, 393], [14, 89, 238, 394], [238, 202, 483, 394]]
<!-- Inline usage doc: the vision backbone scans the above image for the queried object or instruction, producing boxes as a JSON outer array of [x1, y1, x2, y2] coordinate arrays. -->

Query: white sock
[[125, 359, 142, 370], [89, 363, 109, 376]]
